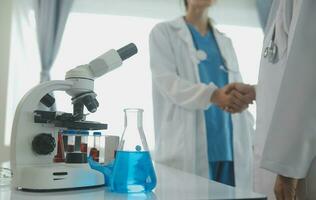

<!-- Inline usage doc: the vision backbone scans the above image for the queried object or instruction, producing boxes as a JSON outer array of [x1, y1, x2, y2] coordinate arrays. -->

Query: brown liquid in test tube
[[80, 143, 87, 153], [54, 132, 65, 162]]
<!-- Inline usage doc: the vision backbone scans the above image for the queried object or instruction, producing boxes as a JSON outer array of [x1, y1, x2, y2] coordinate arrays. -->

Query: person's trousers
[[209, 161, 235, 187], [297, 159, 316, 199]]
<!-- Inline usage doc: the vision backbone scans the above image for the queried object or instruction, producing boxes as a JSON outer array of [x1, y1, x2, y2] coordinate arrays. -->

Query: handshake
[[211, 83, 256, 113]]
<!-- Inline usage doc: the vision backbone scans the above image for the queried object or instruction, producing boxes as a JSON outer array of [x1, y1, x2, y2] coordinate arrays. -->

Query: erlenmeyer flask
[[111, 108, 157, 193]]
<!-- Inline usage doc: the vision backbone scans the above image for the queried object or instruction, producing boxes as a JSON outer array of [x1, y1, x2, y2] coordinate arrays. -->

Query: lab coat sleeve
[[260, 0, 316, 178], [149, 24, 217, 110]]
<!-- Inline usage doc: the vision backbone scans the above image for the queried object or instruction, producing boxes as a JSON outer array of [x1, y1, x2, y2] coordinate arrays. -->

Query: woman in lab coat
[[149, 0, 254, 189], [235, 0, 316, 198]]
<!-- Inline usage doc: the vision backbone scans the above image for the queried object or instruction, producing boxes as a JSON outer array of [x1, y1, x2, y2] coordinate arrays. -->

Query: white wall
[[0, 0, 13, 162], [72, 0, 259, 27]]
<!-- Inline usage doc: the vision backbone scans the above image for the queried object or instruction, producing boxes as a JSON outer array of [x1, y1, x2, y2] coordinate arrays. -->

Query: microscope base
[[14, 163, 105, 191]]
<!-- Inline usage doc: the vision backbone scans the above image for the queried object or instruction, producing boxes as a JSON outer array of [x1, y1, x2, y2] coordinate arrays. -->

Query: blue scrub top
[[187, 23, 234, 162]]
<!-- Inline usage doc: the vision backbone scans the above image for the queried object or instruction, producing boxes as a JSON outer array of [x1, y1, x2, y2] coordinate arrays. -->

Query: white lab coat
[[149, 17, 254, 190], [253, 0, 287, 198], [256, 0, 316, 198]]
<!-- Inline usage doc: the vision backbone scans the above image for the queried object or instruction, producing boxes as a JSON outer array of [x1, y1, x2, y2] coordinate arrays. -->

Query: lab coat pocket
[[159, 119, 185, 161], [166, 104, 184, 122]]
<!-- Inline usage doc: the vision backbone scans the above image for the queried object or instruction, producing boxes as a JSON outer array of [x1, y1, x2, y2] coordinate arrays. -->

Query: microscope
[[10, 43, 137, 191]]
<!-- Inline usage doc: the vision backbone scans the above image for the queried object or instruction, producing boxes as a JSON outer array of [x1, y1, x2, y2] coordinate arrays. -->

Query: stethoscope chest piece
[[196, 50, 207, 61], [264, 25, 279, 64], [264, 40, 278, 64]]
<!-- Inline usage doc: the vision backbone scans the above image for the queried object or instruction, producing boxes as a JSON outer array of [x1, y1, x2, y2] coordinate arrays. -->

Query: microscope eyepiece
[[117, 43, 138, 61]]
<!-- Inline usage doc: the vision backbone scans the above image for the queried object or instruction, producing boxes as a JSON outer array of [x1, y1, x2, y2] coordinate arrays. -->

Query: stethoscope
[[196, 50, 239, 74], [264, 25, 279, 64]]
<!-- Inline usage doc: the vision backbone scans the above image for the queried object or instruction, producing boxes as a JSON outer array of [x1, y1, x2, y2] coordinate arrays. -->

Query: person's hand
[[233, 83, 256, 103], [274, 175, 299, 200], [211, 83, 251, 113]]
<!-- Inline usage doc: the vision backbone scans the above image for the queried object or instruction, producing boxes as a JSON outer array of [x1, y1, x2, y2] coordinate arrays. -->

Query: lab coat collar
[[213, 28, 229, 68], [169, 17, 201, 76], [169, 17, 226, 45], [169, 17, 229, 69], [171, 17, 199, 58], [169, 17, 194, 46]]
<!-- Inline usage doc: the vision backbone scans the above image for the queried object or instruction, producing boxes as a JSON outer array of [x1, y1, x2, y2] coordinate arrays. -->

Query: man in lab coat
[[234, 0, 316, 199]]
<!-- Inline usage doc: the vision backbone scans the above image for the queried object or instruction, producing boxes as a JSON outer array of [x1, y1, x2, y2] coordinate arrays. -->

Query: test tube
[[64, 130, 76, 153], [53, 131, 65, 162], [89, 132, 101, 162], [80, 131, 89, 153], [64, 130, 89, 163]]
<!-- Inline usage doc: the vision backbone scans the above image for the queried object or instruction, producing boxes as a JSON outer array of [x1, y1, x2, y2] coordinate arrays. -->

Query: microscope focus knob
[[32, 133, 56, 155]]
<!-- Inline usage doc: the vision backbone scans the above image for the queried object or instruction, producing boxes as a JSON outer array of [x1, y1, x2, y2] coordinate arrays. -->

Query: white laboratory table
[[0, 161, 266, 200]]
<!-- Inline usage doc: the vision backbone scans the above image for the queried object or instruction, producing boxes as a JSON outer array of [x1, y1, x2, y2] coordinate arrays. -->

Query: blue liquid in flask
[[111, 151, 157, 193]]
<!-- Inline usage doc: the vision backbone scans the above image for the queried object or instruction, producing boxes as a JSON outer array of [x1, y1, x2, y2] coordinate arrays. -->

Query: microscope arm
[[10, 80, 74, 170], [15, 80, 73, 113]]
